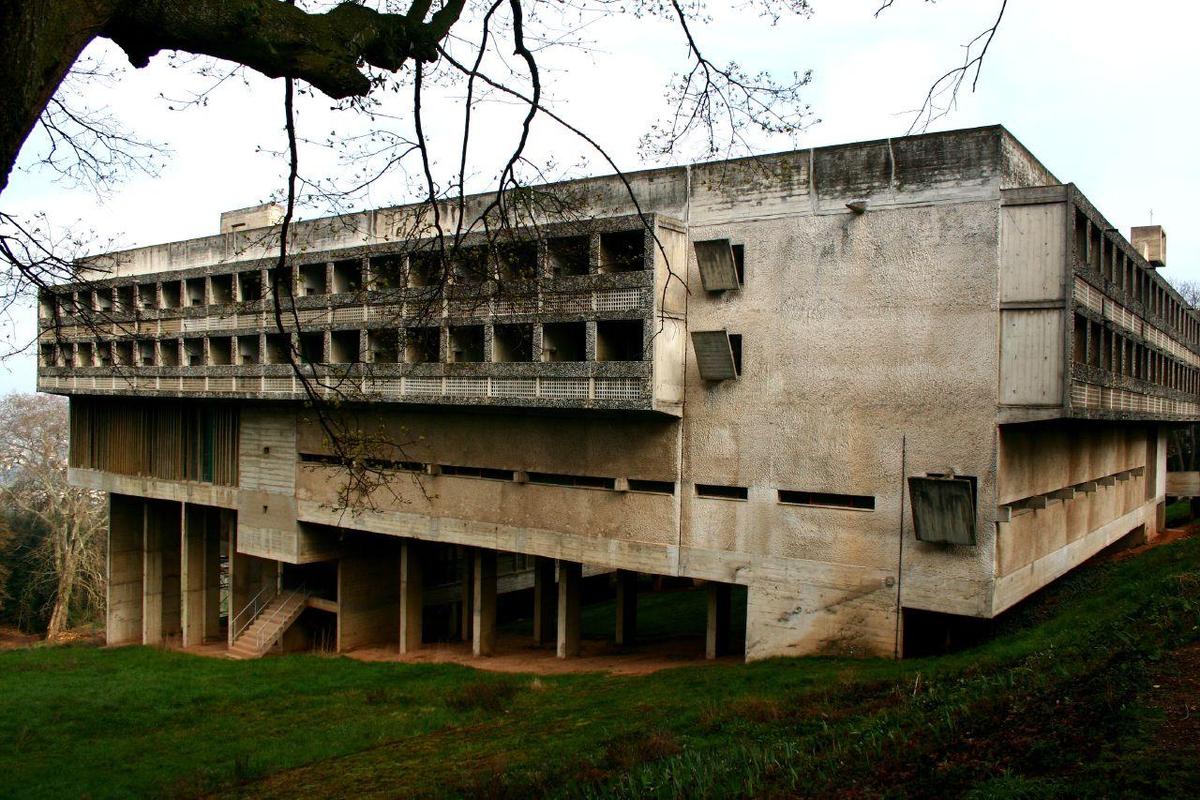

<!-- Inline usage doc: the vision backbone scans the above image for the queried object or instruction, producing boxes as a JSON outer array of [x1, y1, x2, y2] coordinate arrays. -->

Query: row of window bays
[[1072, 311, 1200, 396], [1073, 205, 1198, 346], [40, 319, 649, 368], [39, 229, 651, 319]]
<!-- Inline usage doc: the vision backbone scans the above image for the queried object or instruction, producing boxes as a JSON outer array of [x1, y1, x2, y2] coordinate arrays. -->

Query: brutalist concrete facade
[[38, 126, 1200, 660]]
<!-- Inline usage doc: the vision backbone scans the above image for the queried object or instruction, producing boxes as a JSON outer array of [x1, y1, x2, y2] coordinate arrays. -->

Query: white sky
[[4, 0, 1198, 394]]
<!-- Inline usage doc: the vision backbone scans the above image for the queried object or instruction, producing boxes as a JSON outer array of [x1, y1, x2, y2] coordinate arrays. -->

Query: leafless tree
[[0, 394, 106, 638]]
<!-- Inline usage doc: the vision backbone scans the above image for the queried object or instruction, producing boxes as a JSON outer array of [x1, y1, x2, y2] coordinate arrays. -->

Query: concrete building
[[36, 125, 1200, 661]]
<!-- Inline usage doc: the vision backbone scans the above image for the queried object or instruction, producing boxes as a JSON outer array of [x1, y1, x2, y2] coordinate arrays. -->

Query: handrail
[[230, 584, 276, 643], [254, 585, 308, 652]]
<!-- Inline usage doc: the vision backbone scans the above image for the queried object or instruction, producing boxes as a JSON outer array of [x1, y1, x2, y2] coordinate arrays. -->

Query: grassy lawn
[[3, 535, 1200, 799]]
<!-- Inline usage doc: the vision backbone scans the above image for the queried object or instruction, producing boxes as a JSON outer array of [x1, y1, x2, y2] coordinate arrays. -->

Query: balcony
[[37, 214, 687, 415]]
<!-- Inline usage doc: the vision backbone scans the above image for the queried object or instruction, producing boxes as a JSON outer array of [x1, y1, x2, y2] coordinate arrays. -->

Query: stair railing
[[254, 584, 309, 652], [231, 584, 277, 644]]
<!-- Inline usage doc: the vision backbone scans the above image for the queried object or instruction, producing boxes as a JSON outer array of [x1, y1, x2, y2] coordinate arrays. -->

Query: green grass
[[3, 537, 1200, 799]]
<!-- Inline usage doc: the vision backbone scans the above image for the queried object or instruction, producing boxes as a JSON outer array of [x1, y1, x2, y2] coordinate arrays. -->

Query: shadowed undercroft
[[2, 527, 1200, 799]]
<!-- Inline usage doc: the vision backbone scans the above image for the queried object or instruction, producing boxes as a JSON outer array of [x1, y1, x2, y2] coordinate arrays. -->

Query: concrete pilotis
[[399, 541, 424, 654], [460, 548, 475, 643], [472, 549, 497, 656], [706, 582, 732, 660], [615, 570, 638, 647], [557, 561, 582, 658], [532, 556, 556, 646], [180, 504, 205, 648]]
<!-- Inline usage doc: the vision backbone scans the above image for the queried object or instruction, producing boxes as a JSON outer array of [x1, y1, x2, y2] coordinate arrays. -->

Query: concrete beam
[[399, 541, 424, 654], [706, 582, 732, 660], [532, 556, 556, 647], [615, 570, 637, 647], [472, 549, 497, 657], [557, 561, 582, 658]]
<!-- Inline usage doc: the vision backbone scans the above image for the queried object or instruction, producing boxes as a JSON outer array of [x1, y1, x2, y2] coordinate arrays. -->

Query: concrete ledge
[[71, 468, 238, 509]]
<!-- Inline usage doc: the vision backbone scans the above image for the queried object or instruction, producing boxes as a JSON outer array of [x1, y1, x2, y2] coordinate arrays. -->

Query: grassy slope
[[1, 535, 1199, 799]]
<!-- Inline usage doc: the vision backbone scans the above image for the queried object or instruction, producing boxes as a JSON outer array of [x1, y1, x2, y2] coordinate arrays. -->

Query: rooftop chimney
[[1130, 225, 1167, 267], [220, 202, 285, 234]]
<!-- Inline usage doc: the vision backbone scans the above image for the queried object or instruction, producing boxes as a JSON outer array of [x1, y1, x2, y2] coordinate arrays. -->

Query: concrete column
[[615, 570, 638, 647], [706, 582, 732, 660], [557, 561, 582, 658], [460, 548, 474, 643], [399, 541, 424, 654], [472, 549, 497, 657], [204, 512, 228, 642], [180, 505, 205, 648], [106, 495, 144, 646], [532, 556, 556, 647], [142, 503, 163, 645]]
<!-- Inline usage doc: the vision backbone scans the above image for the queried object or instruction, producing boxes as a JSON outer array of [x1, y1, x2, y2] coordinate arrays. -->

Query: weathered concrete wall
[[106, 494, 144, 645]]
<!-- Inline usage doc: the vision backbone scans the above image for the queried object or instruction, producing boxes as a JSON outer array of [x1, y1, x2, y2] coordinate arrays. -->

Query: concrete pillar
[[204, 512, 228, 642], [472, 549, 497, 657], [532, 556, 556, 647], [399, 541, 424, 654], [337, 535, 401, 654], [142, 504, 163, 646], [180, 505, 205, 648], [106, 495, 144, 646], [615, 570, 638, 647], [706, 582, 732, 660], [460, 548, 474, 643], [557, 561, 582, 658]]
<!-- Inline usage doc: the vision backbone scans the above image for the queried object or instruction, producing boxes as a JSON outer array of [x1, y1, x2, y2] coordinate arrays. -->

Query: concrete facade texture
[[40, 126, 1199, 660]]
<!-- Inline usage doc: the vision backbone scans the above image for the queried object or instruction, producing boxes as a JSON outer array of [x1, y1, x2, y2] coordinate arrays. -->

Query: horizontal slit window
[[628, 479, 676, 495], [695, 483, 748, 500], [527, 471, 616, 490], [439, 465, 514, 481], [777, 490, 875, 511]]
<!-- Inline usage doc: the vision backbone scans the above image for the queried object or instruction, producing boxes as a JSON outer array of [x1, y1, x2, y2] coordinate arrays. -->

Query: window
[[238, 271, 262, 303], [908, 474, 977, 545], [161, 281, 181, 309], [367, 329, 400, 363], [527, 471, 616, 490], [208, 337, 233, 366], [405, 327, 441, 363], [547, 236, 589, 277], [439, 465, 514, 481], [691, 330, 740, 380], [628, 479, 676, 495], [210, 274, 234, 304], [236, 336, 259, 366], [329, 330, 360, 364], [299, 263, 327, 296], [693, 239, 742, 291], [599, 230, 644, 273], [541, 322, 586, 362], [408, 252, 441, 287], [448, 325, 485, 363], [369, 254, 405, 290], [185, 277, 206, 307], [596, 320, 644, 361], [299, 332, 323, 364], [332, 259, 362, 293], [777, 490, 875, 511], [496, 242, 538, 282], [493, 323, 533, 362], [695, 483, 748, 500]]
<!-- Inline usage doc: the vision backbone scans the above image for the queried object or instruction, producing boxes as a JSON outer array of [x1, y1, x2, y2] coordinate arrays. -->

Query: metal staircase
[[228, 586, 308, 660]]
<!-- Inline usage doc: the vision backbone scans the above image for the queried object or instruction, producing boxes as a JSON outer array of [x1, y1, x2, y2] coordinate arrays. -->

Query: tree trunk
[[0, 0, 111, 195], [46, 553, 76, 639]]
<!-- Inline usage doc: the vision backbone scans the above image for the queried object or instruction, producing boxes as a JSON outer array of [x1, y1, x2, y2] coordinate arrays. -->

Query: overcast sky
[[4, 0, 1198, 394]]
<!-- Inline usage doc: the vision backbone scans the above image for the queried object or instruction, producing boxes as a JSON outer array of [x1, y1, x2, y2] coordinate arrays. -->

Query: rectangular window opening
[[185, 277, 206, 307], [628, 479, 676, 495], [183, 338, 204, 367], [332, 259, 362, 294], [210, 274, 234, 305], [527, 471, 617, 490], [599, 230, 644, 273], [404, 327, 441, 363], [299, 263, 327, 296], [329, 330, 361, 364], [448, 325, 485, 363], [238, 271, 262, 303], [778, 489, 875, 511], [264, 334, 290, 365], [236, 335, 259, 366], [208, 337, 233, 366], [160, 281, 181, 309], [299, 332, 323, 364], [729, 334, 743, 376], [695, 483, 748, 500], [367, 329, 400, 363], [540, 321, 586, 362], [497, 241, 538, 282], [115, 285, 135, 313], [547, 236, 589, 277], [369, 254, 405, 291], [492, 323, 533, 362], [732, 244, 746, 286], [439, 464, 514, 481], [408, 252, 442, 288], [596, 319, 644, 362]]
